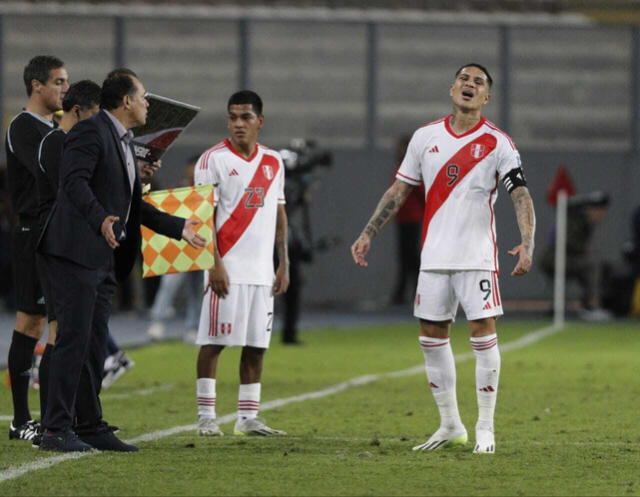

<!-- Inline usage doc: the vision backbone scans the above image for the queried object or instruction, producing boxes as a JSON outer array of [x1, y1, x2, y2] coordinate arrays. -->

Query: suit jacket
[[38, 110, 183, 281]]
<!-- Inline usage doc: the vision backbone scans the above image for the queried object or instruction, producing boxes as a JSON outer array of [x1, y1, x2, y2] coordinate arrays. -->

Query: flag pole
[[553, 190, 568, 328]]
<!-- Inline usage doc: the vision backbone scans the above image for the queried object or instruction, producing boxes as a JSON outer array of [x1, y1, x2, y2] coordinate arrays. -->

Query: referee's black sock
[[38, 344, 53, 422], [8, 330, 38, 426]]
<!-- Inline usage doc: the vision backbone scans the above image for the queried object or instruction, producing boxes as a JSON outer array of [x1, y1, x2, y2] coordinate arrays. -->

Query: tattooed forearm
[[361, 181, 414, 239], [510, 186, 536, 257], [275, 206, 289, 266]]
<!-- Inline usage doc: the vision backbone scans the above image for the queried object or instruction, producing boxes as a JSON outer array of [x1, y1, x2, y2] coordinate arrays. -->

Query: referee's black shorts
[[36, 254, 56, 322], [11, 218, 46, 316]]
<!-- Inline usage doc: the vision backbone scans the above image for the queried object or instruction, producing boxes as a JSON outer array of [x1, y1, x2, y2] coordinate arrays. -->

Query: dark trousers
[[42, 254, 117, 432], [393, 222, 421, 304], [282, 254, 301, 342]]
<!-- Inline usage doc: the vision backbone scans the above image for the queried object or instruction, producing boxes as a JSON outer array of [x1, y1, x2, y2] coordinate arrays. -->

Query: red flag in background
[[546, 165, 576, 206]]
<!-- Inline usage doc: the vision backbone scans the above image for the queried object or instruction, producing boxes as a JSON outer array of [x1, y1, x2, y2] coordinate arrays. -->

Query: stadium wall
[[0, 5, 636, 309]]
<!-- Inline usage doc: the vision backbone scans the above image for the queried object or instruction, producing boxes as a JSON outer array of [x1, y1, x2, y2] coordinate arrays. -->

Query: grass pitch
[[0, 320, 638, 496]]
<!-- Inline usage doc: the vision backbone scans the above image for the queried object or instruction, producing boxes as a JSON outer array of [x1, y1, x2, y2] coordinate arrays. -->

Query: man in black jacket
[[38, 72, 205, 452]]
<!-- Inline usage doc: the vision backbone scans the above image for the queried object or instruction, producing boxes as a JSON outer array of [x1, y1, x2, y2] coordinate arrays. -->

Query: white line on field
[[0, 385, 175, 421], [101, 384, 175, 401], [0, 323, 562, 484]]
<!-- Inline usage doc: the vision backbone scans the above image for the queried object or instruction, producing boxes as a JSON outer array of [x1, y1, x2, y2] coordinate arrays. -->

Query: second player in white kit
[[194, 91, 290, 437]]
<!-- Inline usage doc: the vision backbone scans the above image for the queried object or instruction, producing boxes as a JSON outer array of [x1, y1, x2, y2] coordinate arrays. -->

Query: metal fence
[[0, 5, 635, 153]]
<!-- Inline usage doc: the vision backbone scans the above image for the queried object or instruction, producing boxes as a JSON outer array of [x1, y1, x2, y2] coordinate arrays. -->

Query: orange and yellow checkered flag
[[141, 184, 215, 278]]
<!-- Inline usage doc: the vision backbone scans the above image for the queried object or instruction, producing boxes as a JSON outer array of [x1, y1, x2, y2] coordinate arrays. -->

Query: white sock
[[470, 334, 500, 432], [238, 383, 261, 420], [419, 336, 463, 432], [197, 378, 216, 419]]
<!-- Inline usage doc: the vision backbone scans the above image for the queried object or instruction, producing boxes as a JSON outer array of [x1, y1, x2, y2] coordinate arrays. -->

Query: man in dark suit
[[38, 72, 205, 452]]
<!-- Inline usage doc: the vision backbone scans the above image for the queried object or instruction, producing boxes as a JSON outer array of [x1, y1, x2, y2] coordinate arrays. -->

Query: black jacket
[[38, 110, 183, 281]]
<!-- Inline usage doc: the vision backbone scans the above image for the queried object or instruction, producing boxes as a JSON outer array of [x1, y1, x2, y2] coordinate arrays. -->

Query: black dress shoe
[[40, 429, 94, 452], [79, 430, 138, 452]]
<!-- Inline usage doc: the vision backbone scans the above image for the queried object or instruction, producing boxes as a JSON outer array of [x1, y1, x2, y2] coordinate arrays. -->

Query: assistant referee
[[5, 55, 69, 442]]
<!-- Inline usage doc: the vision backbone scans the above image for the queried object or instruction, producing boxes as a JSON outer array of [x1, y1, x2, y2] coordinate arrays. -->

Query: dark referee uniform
[[35, 127, 66, 321], [5, 111, 56, 316]]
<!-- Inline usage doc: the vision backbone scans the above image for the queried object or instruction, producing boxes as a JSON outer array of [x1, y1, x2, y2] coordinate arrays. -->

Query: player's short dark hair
[[100, 74, 137, 111], [227, 90, 263, 116], [455, 63, 493, 87], [23, 55, 64, 96], [62, 80, 101, 112], [106, 67, 138, 79]]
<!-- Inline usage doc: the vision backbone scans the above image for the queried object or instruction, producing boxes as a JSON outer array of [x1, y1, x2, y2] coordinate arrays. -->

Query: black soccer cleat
[[9, 420, 40, 441]]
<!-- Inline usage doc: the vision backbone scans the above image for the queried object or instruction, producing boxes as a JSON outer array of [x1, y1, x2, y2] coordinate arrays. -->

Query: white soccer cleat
[[413, 427, 468, 451], [197, 417, 224, 437], [233, 417, 286, 436], [473, 428, 495, 454]]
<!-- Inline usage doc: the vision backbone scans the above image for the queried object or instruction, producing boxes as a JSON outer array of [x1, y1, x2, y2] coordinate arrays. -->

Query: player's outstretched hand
[[508, 244, 532, 276], [182, 219, 206, 249], [351, 233, 371, 267], [101, 215, 120, 249], [273, 265, 290, 295], [206, 264, 230, 298]]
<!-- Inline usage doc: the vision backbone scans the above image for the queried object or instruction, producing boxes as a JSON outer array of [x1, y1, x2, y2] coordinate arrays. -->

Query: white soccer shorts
[[414, 270, 503, 322], [196, 284, 274, 349]]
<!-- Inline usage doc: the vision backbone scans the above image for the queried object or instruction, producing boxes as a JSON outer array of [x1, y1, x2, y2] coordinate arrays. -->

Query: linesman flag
[[141, 184, 215, 278]]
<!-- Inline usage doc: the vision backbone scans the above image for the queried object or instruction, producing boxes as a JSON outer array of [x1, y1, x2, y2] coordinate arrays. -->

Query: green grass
[[0, 320, 638, 496]]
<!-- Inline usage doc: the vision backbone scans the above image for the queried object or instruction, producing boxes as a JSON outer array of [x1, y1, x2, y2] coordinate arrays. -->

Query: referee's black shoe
[[78, 424, 138, 452], [40, 429, 94, 452]]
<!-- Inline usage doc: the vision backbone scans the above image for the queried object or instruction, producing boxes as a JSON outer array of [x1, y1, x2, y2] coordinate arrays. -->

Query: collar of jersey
[[224, 138, 259, 162], [444, 115, 486, 139]]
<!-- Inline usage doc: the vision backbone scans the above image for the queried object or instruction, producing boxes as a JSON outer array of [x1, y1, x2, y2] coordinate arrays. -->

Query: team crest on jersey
[[262, 165, 274, 180], [470, 143, 486, 159]]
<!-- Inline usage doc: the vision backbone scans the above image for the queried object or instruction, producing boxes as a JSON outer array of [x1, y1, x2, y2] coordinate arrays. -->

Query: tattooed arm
[[351, 179, 415, 267], [507, 185, 536, 276], [273, 204, 290, 294]]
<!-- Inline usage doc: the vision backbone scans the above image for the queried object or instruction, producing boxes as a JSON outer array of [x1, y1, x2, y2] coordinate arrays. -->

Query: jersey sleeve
[[495, 134, 522, 180], [194, 150, 220, 206], [7, 115, 44, 177], [396, 131, 422, 185], [38, 130, 65, 193]]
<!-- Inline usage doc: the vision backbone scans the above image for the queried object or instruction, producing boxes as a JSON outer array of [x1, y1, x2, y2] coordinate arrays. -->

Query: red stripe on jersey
[[420, 341, 448, 348], [396, 171, 421, 184], [208, 291, 215, 337], [488, 176, 499, 273], [216, 154, 280, 257], [214, 293, 219, 337], [485, 120, 517, 150], [224, 138, 259, 162], [444, 116, 486, 138], [199, 141, 226, 170], [493, 272, 501, 306], [421, 133, 498, 248]]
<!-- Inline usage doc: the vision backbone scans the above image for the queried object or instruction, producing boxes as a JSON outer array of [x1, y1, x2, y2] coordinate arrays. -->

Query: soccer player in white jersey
[[351, 63, 536, 454], [194, 90, 289, 437]]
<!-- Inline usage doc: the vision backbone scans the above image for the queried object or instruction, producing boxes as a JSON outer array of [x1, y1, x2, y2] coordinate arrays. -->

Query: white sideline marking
[[102, 384, 175, 401], [0, 385, 175, 421], [0, 324, 562, 483]]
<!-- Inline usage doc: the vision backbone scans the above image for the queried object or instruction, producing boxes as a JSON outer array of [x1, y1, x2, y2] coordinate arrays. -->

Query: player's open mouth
[[462, 91, 474, 99]]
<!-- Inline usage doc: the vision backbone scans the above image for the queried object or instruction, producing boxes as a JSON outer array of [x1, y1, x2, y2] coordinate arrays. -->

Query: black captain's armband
[[502, 167, 527, 193]]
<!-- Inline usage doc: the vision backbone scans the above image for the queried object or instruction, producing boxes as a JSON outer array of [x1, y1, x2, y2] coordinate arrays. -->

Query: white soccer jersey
[[396, 115, 522, 272], [195, 139, 285, 285]]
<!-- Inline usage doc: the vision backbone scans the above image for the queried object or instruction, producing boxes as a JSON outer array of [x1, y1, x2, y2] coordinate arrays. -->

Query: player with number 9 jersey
[[397, 116, 521, 273]]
